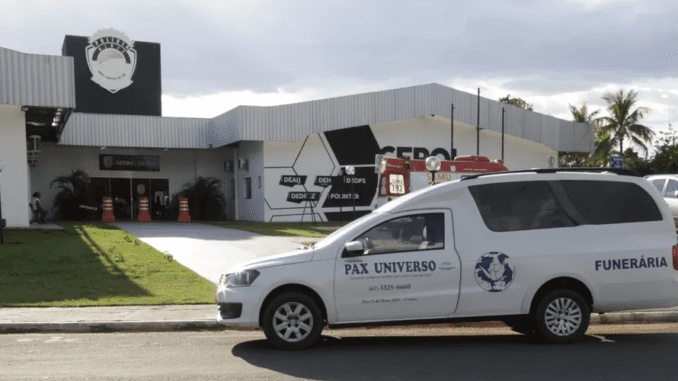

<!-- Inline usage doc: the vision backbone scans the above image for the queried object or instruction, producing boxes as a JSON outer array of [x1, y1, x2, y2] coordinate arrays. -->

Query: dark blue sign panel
[[610, 155, 624, 169]]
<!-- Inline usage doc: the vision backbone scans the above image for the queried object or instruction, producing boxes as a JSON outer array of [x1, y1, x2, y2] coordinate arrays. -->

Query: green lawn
[[206, 222, 345, 238], [0, 223, 216, 307]]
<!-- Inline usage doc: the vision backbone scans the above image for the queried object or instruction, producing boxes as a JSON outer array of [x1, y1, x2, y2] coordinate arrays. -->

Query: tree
[[559, 103, 603, 167], [649, 124, 678, 174], [499, 94, 534, 111], [50, 169, 92, 220], [598, 89, 653, 160], [173, 177, 228, 221]]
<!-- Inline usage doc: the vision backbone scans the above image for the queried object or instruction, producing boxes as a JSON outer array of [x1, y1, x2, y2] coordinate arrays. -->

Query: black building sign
[[62, 33, 162, 116], [99, 155, 160, 172], [287, 192, 321, 203], [279, 175, 307, 187], [314, 176, 341, 187]]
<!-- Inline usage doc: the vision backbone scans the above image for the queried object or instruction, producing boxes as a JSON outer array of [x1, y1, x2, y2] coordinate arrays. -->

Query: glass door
[[111, 178, 132, 220]]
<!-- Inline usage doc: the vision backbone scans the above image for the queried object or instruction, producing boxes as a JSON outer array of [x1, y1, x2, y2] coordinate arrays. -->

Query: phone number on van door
[[368, 284, 411, 292]]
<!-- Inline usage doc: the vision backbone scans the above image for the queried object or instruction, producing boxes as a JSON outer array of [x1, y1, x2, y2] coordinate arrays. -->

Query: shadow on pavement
[[232, 333, 678, 381]]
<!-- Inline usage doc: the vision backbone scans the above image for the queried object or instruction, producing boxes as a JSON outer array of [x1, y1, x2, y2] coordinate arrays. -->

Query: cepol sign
[[610, 155, 624, 169], [86, 29, 137, 93]]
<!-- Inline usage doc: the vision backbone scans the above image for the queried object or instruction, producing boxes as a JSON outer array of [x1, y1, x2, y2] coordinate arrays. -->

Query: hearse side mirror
[[343, 241, 364, 257]]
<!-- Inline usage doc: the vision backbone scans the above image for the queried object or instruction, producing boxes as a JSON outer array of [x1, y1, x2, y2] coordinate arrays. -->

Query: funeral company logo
[[475, 252, 515, 292], [86, 29, 137, 93]]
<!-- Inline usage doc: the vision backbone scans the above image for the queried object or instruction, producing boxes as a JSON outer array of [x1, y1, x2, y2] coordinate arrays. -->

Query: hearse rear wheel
[[262, 292, 323, 350], [534, 289, 590, 344]]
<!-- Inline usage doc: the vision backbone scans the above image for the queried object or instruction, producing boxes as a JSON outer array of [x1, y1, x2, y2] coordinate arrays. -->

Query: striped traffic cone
[[178, 198, 191, 222], [138, 197, 151, 222], [102, 197, 115, 223]]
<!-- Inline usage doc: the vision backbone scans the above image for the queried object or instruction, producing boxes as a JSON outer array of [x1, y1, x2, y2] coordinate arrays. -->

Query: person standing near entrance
[[31, 192, 48, 224]]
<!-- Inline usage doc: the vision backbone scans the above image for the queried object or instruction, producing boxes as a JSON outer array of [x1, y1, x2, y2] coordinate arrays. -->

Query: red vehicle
[[377, 155, 508, 203]]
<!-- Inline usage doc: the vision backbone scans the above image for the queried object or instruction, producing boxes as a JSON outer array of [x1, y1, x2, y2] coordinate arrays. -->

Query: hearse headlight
[[220, 270, 260, 287]]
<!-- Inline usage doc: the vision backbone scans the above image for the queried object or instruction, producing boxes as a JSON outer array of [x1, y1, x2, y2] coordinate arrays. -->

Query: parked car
[[645, 174, 678, 228], [217, 168, 678, 349]]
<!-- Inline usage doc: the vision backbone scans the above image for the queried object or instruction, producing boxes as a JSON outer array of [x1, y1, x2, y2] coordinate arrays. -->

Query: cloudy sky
[[3, 0, 678, 153]]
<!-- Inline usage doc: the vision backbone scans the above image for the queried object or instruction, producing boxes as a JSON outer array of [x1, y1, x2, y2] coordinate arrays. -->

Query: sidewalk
[[111, 222, 314, 284], [2, 222, 678, 334], [2, 304, 678, 333]]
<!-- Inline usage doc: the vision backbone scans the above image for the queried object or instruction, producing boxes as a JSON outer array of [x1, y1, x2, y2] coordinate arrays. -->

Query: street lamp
[[0, 160, 5, 244], [345, 165, 356, 220], [425, 156, 441, 185]]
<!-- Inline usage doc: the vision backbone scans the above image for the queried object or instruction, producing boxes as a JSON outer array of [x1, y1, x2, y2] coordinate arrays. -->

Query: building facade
[[0, 31, 594, 227]]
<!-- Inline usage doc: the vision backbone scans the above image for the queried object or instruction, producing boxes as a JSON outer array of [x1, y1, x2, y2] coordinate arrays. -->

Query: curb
[[0, 320, 221, 334], [2, 312, 677, 334], [591, 311, 678, 325]]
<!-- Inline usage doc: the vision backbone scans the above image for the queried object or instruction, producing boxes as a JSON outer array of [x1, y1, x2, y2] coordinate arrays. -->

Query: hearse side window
[[469, 181, 576, 232], [561, 180, 662, 224], [352, 213, 445, 256]]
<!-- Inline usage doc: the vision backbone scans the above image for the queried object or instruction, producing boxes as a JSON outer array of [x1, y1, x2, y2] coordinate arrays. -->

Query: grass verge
[[205, 222, 345, 238], [0, 223, 216, 307]]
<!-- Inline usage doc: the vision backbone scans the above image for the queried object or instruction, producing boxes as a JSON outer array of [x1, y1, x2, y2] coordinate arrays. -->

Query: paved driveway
[[112, 222, 315, 284]]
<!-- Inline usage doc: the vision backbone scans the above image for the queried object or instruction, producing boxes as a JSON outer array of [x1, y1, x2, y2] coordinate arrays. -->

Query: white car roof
[[380, 169, 651, 215]]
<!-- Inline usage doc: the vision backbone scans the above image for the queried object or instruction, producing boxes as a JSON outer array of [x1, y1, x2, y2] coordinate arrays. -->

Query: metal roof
[[208, 83, 594, 153], [60, 112, 211, 149], [0, 47, 76, 108]]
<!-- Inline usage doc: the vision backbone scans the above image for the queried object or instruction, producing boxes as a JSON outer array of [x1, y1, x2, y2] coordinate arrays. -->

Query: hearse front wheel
[[262, 292, 323, 350], [534, 289, 590, 343]]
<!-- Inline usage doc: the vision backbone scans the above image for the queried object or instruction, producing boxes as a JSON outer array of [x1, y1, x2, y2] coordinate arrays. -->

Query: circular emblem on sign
[[475, 252, 515, 292], [85, 29, 137, 93], [102, 156, 114, 169], [547, 155, 556, 167]]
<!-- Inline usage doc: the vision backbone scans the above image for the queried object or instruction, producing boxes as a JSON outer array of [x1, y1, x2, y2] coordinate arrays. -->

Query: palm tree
[[569, 103, 600, 124], [176, 177, 228, 220], [598, 90, 653, 160], [560, 103, 603, 167], [499, 94, 534, 111], [50, 169, 91, 220]]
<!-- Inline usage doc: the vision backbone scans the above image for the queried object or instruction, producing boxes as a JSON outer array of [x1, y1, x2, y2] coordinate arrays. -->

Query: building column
[[0, 105, 30, 227]]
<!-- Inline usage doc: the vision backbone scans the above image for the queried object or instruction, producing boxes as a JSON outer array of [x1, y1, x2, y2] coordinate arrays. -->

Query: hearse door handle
[[438, 262, 457, 270]]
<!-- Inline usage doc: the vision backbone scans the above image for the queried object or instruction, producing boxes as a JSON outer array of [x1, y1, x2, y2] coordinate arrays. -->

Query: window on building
[[245, 177, 252, 199], [230, 179, 235, 200]]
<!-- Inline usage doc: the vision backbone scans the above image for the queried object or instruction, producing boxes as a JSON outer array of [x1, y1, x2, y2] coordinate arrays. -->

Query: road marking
[[589, 334, 616, 343]]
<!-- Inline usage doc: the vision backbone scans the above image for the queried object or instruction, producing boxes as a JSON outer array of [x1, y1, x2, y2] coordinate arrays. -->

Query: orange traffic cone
[[178, 198, 191, 222], [102, 197, 115, 223], [138, 197, 152, 222]]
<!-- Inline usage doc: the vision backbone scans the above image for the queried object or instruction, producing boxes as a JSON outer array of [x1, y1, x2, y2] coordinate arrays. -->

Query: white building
[[0, 33, 594, 228]]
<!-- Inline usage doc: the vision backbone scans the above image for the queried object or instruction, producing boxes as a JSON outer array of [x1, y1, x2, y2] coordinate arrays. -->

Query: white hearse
[[217, 168, 678, 349]]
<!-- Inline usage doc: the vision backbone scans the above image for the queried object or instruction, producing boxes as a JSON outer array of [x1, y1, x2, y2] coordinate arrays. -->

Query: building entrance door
[[111, 178, 132, 220], [91, 177, 170, 220]]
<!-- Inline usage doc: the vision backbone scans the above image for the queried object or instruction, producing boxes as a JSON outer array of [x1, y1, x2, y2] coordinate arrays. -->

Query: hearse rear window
[[469, 181, 575, 232], [561, 180, 662, 224], [470, 180, 663, 232]]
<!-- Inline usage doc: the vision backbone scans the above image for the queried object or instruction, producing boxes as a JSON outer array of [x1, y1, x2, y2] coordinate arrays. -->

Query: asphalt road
[[3, 324, 678, 380]]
